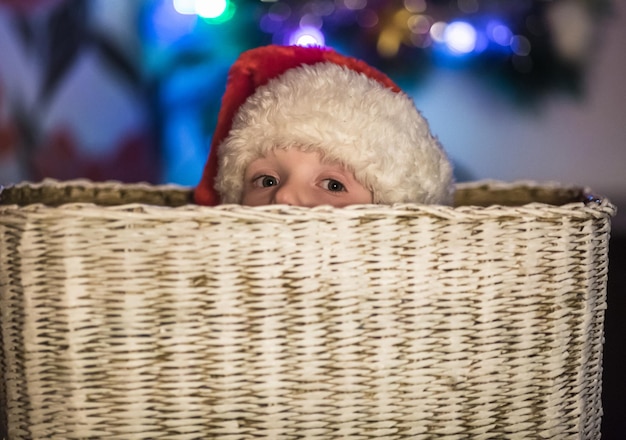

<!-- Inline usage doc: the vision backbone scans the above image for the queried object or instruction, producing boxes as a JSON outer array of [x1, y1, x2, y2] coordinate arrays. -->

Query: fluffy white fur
[[215, 62, 453, 205]]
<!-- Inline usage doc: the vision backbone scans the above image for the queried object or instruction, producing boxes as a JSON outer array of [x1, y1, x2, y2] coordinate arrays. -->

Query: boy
[[194, 44, 453, 207]]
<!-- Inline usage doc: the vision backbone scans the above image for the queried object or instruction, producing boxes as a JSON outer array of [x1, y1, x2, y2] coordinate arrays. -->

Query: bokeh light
[[457, 0, 479, 14], [408, 15, 432, 35], [288, 26, 325, 46], [172, 0, 235, 23], [404, 0, 427, 14], [487, 20, 513, 46], [510, 35, 531, 56], [344, 0, 367, 11], [195, 0, 227, 19], [429, 21, 447, 43], [444, 21, 477, 54], [172, 0, 195, 15]]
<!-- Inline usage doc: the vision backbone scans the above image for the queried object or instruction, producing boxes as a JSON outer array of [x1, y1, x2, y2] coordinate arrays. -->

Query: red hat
[[194, 44, 452, 206]]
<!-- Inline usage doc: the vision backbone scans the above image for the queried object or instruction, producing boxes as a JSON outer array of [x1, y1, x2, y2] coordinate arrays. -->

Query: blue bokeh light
[[487, 20, 513, 46]]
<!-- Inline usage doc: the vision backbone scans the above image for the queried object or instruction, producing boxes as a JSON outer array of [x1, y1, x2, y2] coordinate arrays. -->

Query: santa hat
[[194, 44, 453, 206]]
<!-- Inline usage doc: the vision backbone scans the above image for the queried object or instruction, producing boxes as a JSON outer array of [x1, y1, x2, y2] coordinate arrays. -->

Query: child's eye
[[321, 179, 346, 192], [253, 175, 279, 188]]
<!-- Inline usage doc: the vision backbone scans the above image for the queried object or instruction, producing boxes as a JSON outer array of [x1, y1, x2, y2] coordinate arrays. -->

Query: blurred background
[[0, 0, 623, 437]]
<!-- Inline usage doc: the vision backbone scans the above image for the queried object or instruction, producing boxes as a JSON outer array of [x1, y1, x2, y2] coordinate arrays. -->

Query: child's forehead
[[257, 145, 354, 170]]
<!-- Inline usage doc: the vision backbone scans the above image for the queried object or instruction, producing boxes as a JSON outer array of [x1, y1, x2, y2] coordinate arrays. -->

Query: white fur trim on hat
[[215, 62, 453, 205]]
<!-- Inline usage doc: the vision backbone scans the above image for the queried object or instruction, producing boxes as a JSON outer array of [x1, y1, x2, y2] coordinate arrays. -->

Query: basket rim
[[0, 178, 617, 221]]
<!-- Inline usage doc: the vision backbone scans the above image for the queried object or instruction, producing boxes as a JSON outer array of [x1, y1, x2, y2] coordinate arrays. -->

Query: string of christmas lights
[[153, 0, 609, 101]]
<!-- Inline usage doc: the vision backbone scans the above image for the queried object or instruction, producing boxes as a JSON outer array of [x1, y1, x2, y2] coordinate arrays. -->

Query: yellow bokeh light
[[377, 28, 402, 57]]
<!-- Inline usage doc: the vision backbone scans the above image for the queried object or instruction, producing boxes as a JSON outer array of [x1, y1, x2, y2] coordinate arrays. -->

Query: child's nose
[[273, 180, 307, 206]]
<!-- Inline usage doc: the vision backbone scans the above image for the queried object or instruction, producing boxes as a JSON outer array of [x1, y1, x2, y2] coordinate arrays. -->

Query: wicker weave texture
[[0, 180, 616, 439]]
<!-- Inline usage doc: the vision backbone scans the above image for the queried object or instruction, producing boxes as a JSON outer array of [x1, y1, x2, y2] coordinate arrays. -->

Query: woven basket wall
[[0, 179, 616, 440]]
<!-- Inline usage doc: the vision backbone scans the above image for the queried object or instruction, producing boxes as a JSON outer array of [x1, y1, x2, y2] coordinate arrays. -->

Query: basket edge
[[0, 178, 617, 219]]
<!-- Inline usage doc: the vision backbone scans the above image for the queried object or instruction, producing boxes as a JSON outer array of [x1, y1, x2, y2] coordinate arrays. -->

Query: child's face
[[241, 149, 372, 207]]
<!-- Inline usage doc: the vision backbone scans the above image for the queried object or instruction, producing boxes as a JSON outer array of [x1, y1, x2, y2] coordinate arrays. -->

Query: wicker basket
[[0, 179, 616, 440]]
